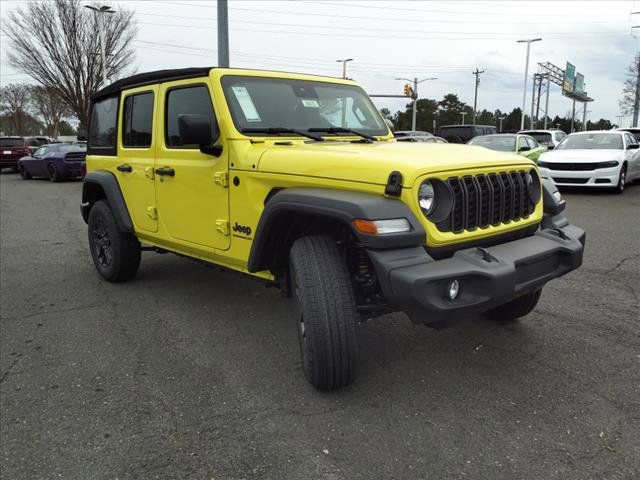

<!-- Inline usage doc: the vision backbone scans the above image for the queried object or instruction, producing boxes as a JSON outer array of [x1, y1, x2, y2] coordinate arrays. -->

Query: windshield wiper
[[308, 127, 378, 142], [241, 127, 324, 142]]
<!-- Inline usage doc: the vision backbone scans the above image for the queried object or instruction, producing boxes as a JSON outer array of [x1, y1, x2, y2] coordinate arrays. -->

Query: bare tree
[[2, 0, 136, 132], [619, 52, 640, 116], [31, 86, 71, 138], [0, 83, 32, 134]]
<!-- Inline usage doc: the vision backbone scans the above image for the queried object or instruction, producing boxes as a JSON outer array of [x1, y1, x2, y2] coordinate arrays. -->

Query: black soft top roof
[[92, 67, 213, 100]]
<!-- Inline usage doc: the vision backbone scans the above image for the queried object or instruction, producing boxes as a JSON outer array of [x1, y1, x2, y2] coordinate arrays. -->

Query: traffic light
[[403, 83, 411, 97]]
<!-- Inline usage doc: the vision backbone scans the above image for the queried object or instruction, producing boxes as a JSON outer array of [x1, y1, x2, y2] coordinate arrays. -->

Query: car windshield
[[556, 133, 623, 150], [58, 144, 86, 153], [468, 135, 516, 152], [0, 138, 24, 147], [221, 75, 388, 137], [522, 132, 553, 145]]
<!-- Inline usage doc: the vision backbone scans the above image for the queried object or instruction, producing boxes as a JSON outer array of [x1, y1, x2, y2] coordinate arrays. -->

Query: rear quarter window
[[88, 95, 119, 155]]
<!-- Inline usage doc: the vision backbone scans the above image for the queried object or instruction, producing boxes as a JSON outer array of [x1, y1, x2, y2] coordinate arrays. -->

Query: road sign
[[574, 73, 584, 94], [563, 62, 575, 93]]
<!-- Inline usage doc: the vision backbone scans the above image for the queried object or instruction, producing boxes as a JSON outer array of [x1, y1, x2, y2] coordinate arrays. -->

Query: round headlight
[[418, 181, 436, 216]]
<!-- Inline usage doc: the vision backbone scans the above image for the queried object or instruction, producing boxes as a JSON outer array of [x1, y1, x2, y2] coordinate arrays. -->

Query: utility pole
[[543, 74, 551, 129], [336, 59, 353, 79], [517, 38, 542, 131], [461, 112, 467, 125], [633, 54, 640, 127], [498, 115, 506, 132], [217, 0, 229, 67], [395, 76, 437, 131], [472, 68, 484, 125], [85, 4, 115, 85], [570, 99, 576, 132]]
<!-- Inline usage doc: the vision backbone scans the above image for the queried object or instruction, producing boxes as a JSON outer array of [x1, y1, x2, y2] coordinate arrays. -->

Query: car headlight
[[418, 181, 436, 216], [527, 169, 542, 204]]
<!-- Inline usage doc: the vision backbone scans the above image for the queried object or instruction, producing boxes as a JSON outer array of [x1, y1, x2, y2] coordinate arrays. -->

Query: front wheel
[[88, 200, 141, 282], [485, 289, 542, 323], [289, 235, 359, 391], [47, 164, 60, 182], [613, 165, 627, 194]]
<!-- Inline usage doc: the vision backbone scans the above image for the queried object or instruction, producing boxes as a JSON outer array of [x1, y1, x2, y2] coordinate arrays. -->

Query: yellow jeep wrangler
[[81, 67, 585, 391]]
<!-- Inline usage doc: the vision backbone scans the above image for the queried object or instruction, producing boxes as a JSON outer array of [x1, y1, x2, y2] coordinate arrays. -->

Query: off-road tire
[[47, 164, 60, 182], [613, 164, 627, 194], [289, 235, 359, 391], [88, 200, 141, 283], [18, 164, 31, 179], [485, 289, 542, 323]]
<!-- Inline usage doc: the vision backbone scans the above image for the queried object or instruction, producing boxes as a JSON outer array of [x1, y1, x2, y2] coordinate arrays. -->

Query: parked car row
[[0, 136, 86, 181]]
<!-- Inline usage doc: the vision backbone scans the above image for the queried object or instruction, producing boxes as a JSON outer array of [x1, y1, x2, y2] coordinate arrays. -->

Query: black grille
[[541, 162, 600, 171], [439, 171, 536, 233]]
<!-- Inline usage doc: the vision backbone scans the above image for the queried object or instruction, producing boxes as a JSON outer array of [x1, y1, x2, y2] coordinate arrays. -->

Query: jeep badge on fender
[[81, 67, 585, 392]]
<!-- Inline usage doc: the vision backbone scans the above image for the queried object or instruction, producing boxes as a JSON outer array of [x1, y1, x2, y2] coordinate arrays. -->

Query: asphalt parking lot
[[1, 172, 639, 480]]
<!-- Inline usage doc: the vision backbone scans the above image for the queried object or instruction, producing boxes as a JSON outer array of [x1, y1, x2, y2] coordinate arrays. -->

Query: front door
[[155, 81, 230, 251], [117, 86, 158, 232]]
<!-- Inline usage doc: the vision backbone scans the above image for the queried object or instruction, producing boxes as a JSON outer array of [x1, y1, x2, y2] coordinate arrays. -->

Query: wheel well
[[257, 211, 351, 276], [81, 182, 107, 222]]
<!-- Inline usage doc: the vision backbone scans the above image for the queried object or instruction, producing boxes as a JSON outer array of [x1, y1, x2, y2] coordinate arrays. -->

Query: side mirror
[[519, 146, 531, 152], [178, 114, 222, 156], [547, 144, 555, 150], [628, 143, 639, 149]]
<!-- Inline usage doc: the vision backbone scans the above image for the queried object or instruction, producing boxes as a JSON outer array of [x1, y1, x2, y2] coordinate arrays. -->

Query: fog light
[[448, 280, 460, 300]]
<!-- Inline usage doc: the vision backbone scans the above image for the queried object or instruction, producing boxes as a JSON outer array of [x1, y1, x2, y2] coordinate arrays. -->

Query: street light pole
[[461, 112, 467, 125], [217, 0, 229, 67], [517, 38, 542, 131], [85, 5, 115, 86], [336, 58, 353, 79], [395, 76, 437, 131], [499, 115, 506, 132]]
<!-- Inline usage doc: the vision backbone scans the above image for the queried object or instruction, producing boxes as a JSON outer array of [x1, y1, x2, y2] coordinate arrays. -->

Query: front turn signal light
[[352, 218, 411, 235]]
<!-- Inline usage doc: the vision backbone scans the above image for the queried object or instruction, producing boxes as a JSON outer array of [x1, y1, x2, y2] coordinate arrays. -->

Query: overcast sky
[[1, 0, 639, 126]]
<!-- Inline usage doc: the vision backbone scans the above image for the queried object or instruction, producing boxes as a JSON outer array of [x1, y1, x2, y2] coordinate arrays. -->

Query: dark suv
[[438, 125, 497, 143], [0, 137, 29, 171]]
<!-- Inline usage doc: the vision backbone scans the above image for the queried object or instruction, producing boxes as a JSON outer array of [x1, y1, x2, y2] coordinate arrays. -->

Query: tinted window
[[123, 92, 154, 148], [0, 138, 25, 147], [88, 96, 118, 154], [166, 85, 216, 148], [59, 144, 86, 153]]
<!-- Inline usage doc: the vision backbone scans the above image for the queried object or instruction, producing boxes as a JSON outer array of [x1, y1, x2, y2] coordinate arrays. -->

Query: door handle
[[154, 167, 175, 177], [117, 164, 132, 173]]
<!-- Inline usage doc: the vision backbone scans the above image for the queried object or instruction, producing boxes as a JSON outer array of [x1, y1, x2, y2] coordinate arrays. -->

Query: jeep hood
[[255, 141, 534, 187]]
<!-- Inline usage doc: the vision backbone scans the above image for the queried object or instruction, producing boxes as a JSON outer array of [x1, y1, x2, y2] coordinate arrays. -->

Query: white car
[[536, 130, 640, 194], [518, 129, 567, 149]]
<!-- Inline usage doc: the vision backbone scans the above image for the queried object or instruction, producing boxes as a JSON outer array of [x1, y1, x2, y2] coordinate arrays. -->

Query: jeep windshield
[[221, 75, 389, 138]]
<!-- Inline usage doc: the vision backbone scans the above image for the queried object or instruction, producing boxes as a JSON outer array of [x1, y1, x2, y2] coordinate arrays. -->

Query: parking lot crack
[[604, 254, 640, 275], [0, 353, 24, 384]]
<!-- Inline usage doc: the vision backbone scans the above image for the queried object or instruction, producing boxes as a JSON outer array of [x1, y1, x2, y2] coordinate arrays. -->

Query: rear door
[[155, 80, 230, 251], [117, 86, 158, 233]]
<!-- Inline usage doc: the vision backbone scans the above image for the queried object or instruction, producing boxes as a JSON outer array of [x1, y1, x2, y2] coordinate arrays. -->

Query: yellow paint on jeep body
[[87, 68, 542, 278]]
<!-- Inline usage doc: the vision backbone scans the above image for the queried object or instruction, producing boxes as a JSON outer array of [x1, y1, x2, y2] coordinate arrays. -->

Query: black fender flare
[[81, 170, 133, 233], [247, 187, 426, 273]]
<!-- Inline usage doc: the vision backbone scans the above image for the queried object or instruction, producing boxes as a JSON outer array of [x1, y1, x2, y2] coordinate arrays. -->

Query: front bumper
[[538, 166, 619, 187], [368, 216, 585, 323]]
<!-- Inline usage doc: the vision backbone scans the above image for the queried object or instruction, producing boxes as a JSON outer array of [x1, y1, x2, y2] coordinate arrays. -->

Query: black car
[[437, 124, 497, 144]]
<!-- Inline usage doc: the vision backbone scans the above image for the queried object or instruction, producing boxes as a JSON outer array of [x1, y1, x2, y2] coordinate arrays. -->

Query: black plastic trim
[[368, 222, 585, 323], [542, 178, 566, 215], [247, 188, 426, 272], [81, 171, 133, 233]]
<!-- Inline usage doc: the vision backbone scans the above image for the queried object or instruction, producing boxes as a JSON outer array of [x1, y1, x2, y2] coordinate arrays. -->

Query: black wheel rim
[[91, 217, 112, 267]]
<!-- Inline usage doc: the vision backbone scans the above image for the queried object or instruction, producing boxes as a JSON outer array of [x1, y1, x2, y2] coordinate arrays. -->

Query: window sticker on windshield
[[231, 86, 261, 122], [301, 99, 319, 108]]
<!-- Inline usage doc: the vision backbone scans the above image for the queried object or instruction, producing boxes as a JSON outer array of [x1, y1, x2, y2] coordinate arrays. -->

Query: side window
[[625, 133, 637, 148], [33, 147, 47, 156], [527, 137, 538, 148], [165, 85, 217, 148], [555, 132, 566, 141], [88, 95, 119, 155], [123, 92, 154, 148], [517, 136, 528, 150]]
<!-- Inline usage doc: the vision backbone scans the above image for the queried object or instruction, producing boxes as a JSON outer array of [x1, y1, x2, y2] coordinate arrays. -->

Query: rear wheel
[[47, 164, 60, 182], [18, 164, 31, 179], [88, 200, 141, 283], [289, 235, 359, 391], [485, 289, 542, 323]]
